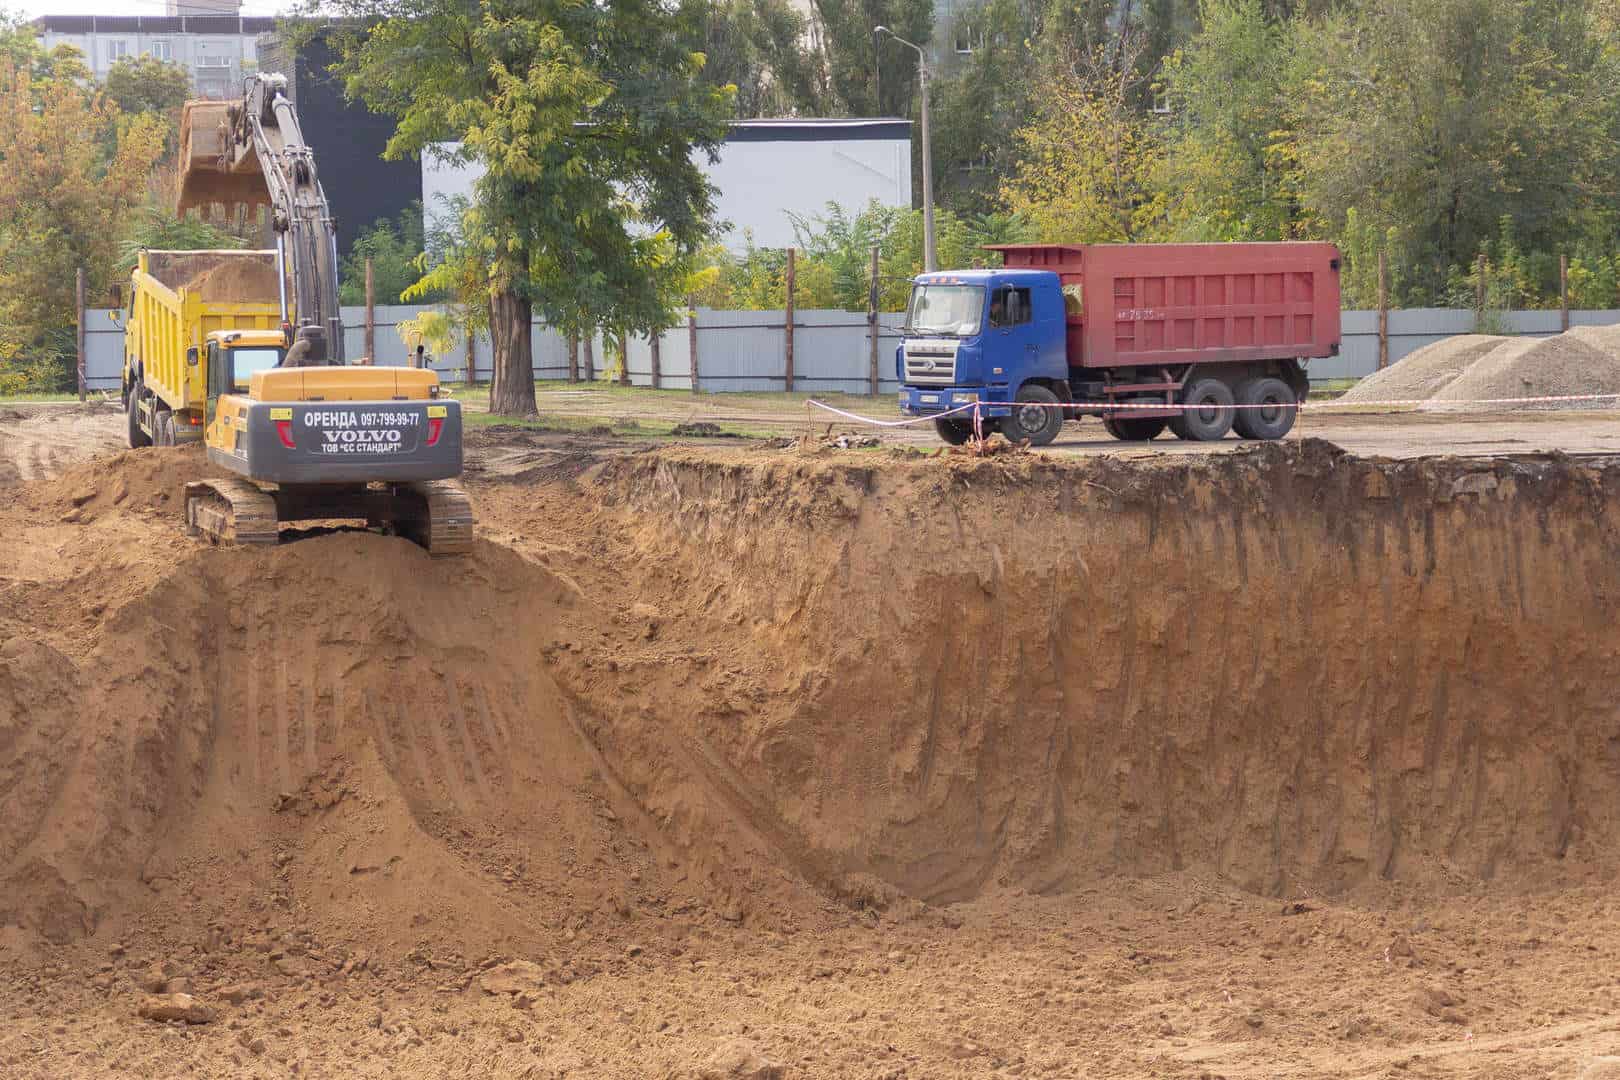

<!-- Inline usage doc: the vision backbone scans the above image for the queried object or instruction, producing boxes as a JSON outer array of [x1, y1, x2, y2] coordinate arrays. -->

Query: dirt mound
[[6, 441, 1620, 963], [181, 257, 282, 303], [1338, 334, 1508, 404], [1424, 331, 1620, 411]]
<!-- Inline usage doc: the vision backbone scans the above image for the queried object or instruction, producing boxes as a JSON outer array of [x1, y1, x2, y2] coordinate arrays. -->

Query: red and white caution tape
[[804, 399, 982, 427], [808, 390, 1620, 428]]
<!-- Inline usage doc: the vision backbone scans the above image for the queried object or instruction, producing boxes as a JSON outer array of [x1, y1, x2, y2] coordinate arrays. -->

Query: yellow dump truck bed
[[126, 250, 286, 415]]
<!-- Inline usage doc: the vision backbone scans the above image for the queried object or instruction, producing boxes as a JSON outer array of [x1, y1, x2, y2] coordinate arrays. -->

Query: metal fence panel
[[81, 305, 1620, 396]]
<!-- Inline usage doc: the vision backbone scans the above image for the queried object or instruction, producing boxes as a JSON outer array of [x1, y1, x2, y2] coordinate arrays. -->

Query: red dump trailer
[[898, 242, 1342, 444]]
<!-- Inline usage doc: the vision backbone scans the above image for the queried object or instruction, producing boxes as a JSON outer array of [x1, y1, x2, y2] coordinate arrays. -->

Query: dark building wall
[[259, 32, 421, 259]]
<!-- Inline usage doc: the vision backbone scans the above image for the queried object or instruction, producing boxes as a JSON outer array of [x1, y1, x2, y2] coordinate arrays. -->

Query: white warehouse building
[[422, 118, 913, 253]]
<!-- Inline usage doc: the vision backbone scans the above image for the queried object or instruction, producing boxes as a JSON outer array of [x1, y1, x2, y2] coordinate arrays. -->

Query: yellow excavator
[[122, 73, 471, 554]]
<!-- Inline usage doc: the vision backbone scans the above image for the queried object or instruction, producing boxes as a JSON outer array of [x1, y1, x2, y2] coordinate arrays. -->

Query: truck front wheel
[[1173, 377, 1235, 441], [934, 417, 975, 445], [125, 383, 152, 449], [1232, 376, 1299, 440], [1001, 385, 1064, 447]]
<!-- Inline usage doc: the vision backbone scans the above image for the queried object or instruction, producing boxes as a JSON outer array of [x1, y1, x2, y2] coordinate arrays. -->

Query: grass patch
[[440, 380, 899, 418], [0, 391, 106, 403], [462, 410, 782, 440]]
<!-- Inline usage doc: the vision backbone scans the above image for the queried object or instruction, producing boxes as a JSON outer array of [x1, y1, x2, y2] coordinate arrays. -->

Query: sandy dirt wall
[[536, 443, 1620, 904]]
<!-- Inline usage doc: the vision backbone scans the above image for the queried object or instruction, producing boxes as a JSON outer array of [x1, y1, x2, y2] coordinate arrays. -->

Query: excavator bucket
[[176, 100, 270, 216]]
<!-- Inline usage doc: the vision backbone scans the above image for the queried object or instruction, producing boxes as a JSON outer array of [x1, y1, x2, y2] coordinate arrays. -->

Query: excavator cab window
[[229, 348, 283, 393]]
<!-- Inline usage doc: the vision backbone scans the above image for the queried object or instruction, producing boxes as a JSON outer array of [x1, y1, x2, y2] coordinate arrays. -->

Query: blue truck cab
[[896, 268, 1070, 444]]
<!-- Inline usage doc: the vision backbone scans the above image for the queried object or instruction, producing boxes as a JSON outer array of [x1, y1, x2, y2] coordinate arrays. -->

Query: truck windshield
[[906, 284, 984, 337], [231, 347, 283, 391]]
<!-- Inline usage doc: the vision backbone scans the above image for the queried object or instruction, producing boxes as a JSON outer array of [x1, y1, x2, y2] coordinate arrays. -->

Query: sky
[[12, 0, 295, 15]]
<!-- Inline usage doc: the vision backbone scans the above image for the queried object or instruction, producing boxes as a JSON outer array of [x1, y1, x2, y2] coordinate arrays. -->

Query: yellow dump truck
[[120, 249, 285, 448]]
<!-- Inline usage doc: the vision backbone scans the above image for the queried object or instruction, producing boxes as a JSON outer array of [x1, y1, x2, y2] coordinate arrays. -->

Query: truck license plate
[[920, 394, 939, 404]]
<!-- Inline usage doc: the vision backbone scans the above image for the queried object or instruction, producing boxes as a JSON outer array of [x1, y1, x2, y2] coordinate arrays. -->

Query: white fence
[[80, 305, 1620, 394]]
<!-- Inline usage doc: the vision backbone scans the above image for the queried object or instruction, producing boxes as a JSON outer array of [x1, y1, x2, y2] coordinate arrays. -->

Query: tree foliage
[[1000, 36, 1166, 243], [317, 0, 733, 414], [338, 202, 445, 307], [0, 46, 166, 391], [102, 54, 192, 120], [690, 201, 1027, 311]]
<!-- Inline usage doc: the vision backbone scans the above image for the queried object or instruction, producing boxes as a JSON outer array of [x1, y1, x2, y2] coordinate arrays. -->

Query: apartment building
[[32, 12, 276, 99]]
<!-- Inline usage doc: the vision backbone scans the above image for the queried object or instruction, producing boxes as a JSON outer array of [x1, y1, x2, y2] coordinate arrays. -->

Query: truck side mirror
[[108, 309, 123, 328], [187, 347, 199, 367]]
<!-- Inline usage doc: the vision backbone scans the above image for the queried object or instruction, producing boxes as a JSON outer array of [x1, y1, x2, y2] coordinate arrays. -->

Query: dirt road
[[10, 397, 1620, 492], [4, 405, 1620, 1078]]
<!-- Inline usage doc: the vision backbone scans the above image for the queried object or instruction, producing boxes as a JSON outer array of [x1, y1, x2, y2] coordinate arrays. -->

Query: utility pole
[[875, 26, 935, 272]]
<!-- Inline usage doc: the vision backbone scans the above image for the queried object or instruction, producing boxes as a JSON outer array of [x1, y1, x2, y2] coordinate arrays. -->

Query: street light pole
[[875, 25, 936, 272]]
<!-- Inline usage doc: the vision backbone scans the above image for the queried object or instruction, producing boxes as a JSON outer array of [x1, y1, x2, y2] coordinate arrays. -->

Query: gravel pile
[[1338, 335, 1509, 404], [1423, 331, 1620, 411]]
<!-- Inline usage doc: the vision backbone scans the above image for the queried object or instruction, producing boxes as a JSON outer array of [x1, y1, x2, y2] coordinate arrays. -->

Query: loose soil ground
[[3, 405, 1620, 1078]]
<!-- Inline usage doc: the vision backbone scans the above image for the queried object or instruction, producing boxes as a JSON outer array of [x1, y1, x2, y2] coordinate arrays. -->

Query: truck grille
[[903, 340, 958, 384]]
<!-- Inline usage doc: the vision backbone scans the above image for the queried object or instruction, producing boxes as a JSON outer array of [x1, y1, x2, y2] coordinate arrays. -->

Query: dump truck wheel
[[126, 385, 152, 449], [1177, 378, 1235, 441], [1233, 376, 1298, 440], [1103, 416, 1167, 441], [933, 417, 974, 445], [1003, 384, 1064, 447]]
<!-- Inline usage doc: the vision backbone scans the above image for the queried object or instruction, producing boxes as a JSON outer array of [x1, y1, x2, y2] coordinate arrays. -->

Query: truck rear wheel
[[1175, 377, 1235, 441], [1001, 384, 1064, 447], [934, 417, 975, 445], [1233, 376, 1299, 440], [1102, 416, 1167, 441], [125, 384, 152, 449]]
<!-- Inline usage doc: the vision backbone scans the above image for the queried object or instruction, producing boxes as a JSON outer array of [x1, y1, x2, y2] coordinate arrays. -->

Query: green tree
[[0, 54, 165, 390], [1286, 0, 1620, 302], [1157, 0, 1301, 242], [338, 203, 444, 306], [815, 0, 934, 117], [999, 35, 1166, 242], [102, 54, 192, 119], [317, 0, 733, 415], [700, 0, 821, 116]]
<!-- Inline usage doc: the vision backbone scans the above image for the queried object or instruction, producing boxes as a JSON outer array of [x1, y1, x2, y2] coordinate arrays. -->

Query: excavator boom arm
[[176, 74, 345, 363]]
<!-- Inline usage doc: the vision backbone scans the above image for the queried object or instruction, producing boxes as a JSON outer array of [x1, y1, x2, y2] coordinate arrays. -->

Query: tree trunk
[[582, 334, 595, 382], [489, 287, 536, 416]]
